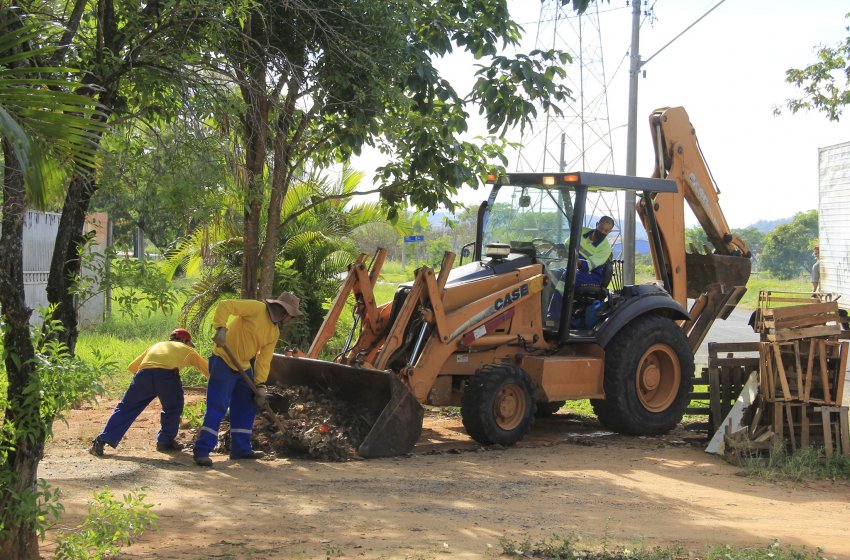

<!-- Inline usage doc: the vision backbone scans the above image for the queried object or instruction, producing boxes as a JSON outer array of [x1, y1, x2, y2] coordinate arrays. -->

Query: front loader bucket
[[267, 355, 424, 458]]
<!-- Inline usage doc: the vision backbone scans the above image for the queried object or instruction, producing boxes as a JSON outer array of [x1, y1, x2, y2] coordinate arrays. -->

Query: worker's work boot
[[230, 450, 265, 460], [89, 437, 106, 457], [156, 440, 184, 452], [194, 455, 213, 467]]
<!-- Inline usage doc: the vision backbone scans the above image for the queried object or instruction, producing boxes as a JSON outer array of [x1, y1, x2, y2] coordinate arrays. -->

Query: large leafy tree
[[204, 0, 592, 300], [783, 13, 850, 122], [759, 210, 818, 279], [0, 8, 104, 557]]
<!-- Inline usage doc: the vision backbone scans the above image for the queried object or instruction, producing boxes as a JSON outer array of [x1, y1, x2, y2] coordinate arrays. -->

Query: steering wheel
[[531, 238, 557, 257]]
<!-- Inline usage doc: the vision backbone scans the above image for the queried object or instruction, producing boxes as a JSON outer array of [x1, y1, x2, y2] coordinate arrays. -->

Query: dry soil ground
[[40, 388, 850, 559]]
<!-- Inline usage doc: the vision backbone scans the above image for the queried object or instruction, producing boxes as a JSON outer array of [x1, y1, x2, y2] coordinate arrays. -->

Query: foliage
[[0, 11, 106, 207], [0, 317, 109, 544], [684, 226, 709, 252], [181, 402, 206, 430], [758, 211, 818, 279], [734, 226, 765, 260], [170, 166, 395, 347], [782, 14, 850, 122], [498, 534, 826, 560], [74, 246, 182, 321], [705, 540, 827, 560], [53, 488, 158, 560], [92, 124, 230, 252], [29, 317, 111, 426]]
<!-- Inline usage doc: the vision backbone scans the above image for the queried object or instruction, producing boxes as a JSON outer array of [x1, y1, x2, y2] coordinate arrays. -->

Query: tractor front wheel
[[461, 364, 536, 446]]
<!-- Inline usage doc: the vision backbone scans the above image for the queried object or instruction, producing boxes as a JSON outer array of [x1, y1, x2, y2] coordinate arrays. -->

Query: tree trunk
[[45, 168, 97, 353], [240, 84, 268, 300], [258, 105, 294, 298], [0, 141, 44, 559], [258, 79, 309, 299]]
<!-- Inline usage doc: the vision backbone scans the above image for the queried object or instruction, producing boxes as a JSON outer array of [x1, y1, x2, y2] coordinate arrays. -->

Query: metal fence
[[17, 210, 107, 326]]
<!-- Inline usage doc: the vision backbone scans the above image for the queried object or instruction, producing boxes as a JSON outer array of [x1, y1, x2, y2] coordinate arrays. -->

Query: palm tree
[[0, 8, 105, 558], [168, 165, 409, 349]]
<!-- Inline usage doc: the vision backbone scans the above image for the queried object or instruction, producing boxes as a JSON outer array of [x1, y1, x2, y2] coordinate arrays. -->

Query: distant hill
[[747, 217, 792, 233]]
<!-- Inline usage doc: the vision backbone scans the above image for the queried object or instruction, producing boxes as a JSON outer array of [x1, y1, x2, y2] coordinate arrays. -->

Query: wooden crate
[[753, 291, 841, 335]]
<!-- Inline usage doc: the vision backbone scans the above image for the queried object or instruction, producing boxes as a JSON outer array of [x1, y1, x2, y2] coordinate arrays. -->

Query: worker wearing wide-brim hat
[[90, 328, 210, 457], [193, 292, 304, 467]]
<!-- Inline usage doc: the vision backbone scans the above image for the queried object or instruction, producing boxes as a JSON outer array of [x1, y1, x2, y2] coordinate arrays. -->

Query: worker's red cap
[[170, 328, 193, 346]]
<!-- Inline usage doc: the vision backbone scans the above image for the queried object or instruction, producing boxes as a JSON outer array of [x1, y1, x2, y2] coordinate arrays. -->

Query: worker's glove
[[254, 384, 268, 408], [213, 327, 227, 347]]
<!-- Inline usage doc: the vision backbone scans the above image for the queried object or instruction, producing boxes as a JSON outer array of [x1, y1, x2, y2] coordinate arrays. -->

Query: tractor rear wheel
[[591, 314, 693, 435], [461, 364, 536, 446]]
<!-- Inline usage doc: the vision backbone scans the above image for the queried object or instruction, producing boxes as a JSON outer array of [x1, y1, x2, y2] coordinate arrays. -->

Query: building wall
[[819, 140, 850, 307]]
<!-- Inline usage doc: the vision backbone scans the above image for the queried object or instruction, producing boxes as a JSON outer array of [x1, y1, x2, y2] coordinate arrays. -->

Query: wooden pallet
[[815, 406, 850, 458], [760, 339, 847, 404], [704, 342, 760, 433], [760, 301, 842, 342]]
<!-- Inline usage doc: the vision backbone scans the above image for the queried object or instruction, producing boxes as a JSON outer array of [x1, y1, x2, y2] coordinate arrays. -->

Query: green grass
[[738, 273, 811, 309], [738, 442, 850, 482], [378, 259, 415, 284], [76, 278, 204, 395]]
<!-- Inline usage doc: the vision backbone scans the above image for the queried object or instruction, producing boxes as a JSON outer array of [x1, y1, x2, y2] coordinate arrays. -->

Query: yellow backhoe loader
[[267, 106, 751, 457]]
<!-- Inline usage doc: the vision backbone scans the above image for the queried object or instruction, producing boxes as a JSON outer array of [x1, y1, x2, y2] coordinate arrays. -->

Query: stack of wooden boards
[[723, 291, 849, 458]]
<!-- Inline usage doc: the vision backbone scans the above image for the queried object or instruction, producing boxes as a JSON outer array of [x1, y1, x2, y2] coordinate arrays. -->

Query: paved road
[[694, 306, 759, 368]]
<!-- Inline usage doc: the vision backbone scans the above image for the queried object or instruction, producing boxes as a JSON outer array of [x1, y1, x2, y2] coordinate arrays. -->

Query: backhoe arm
[[641, 106, 752, 353], [649, 106, 750, 258]]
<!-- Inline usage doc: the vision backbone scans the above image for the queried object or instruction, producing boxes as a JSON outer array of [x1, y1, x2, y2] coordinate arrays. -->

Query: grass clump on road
[[498, 534, 830, 559], [739, 442, 850, 482]]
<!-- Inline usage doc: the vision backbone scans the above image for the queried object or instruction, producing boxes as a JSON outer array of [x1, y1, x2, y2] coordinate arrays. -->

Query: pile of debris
[[213, 385, 379, 461]]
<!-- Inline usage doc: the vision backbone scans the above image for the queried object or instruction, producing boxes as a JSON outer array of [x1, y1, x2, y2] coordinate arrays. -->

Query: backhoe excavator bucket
[[685, 252, 752, 302], [267, 355, 424, 458]]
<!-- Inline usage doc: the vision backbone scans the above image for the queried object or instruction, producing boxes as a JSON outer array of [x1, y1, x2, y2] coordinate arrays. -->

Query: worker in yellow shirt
[[193, 292, 303, 467], [90, 328, 209, 457]]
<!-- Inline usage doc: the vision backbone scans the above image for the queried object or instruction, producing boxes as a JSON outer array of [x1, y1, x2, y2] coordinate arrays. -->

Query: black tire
[[461, 364, 536, 446], [591, 314, 694, 435], [535, 400, 566, 417]]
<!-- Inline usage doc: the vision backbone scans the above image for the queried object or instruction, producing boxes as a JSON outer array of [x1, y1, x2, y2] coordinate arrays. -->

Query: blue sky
[[354, 1, 849, 229]]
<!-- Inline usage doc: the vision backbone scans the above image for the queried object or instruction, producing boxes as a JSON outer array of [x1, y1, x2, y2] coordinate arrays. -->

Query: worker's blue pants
[[97, 368, 184, 447], [193, 355, 258, 459], [547, 266, 605, 322]]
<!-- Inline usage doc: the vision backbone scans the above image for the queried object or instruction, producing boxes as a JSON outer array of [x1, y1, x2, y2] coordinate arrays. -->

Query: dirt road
[[41, 390, 850, 559]]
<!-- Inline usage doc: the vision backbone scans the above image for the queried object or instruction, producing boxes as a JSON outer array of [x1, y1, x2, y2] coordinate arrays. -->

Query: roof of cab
[[486, 171, 678, 193]]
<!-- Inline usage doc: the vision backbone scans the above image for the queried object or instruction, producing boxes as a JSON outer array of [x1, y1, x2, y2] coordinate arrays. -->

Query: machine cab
[[475, 172, 678, 341]]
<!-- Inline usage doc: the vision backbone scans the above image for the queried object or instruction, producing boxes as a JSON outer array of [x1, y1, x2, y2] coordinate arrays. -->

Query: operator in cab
[[547, 216, 615, 324], [576, 216, 614, 285]]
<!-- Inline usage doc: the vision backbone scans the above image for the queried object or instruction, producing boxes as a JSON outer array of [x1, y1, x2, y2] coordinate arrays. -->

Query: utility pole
[[623, 0, 641, 285], [622, 0, 726, 286]]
